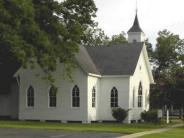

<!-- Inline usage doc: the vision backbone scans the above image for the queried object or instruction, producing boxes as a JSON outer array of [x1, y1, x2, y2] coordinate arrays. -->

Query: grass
[[140, 127, 184, 138], [0, 120, 175, 134]]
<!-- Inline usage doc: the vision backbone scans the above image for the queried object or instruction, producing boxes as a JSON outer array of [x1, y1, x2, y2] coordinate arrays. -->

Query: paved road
[[0, 128, 124, 138]]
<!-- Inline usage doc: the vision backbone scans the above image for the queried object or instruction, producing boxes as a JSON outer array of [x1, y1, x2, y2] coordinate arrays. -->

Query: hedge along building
[[0, 12, 154, 123]]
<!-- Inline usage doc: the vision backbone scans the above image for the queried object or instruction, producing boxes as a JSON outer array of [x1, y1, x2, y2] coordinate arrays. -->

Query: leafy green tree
[[154, 30, 183, 73], [150, 30, 184, 114], [169, 66, 184, 118], [0, 0, 97, 82], [145, 39, 154, 61], [82, 25, 109, 47], [84, 31, 128, 47], [107, 32, 127, 46]]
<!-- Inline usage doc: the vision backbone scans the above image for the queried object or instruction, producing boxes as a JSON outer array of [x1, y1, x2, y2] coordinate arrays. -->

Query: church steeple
[[127, 10, 145, 43], [128, 13, 143, 33]]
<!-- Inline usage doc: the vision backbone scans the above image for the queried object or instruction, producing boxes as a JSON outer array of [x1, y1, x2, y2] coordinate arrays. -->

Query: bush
[[141, 110, 160, 123], [112, 107, 127, 123]]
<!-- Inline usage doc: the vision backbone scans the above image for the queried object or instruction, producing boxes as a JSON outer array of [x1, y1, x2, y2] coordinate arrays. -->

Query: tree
[[150, 30, 184, 115], [145, 39, 154, 61], [0, 0, 97, 82], [107, 32, 127, 46], [83, 31, 128, 47], [154, 30, 183, 74], [82, 25, 109, 47]]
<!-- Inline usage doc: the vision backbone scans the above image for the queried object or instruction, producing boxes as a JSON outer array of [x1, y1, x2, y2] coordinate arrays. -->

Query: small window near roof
[[140, 65, 142, 70]]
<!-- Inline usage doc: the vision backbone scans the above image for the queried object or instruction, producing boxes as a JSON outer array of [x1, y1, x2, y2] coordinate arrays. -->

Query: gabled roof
[[75, 45, 100, 75], [14, 42, 151, 81], [76, 42, 144, 76], [128, 13, 143, 33]]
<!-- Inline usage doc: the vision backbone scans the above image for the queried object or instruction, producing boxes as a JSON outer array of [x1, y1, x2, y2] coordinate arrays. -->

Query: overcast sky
[[94, 0, 184, 46]]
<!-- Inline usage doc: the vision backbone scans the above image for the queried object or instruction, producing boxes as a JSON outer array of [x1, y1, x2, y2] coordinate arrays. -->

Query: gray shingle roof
[[76, 42, 144, 75], [128, 14, 143, 33], [75, 45, 100, 75]]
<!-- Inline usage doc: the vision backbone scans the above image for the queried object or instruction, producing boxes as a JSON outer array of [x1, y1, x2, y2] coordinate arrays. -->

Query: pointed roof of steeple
[[128, 13, 143, 33]]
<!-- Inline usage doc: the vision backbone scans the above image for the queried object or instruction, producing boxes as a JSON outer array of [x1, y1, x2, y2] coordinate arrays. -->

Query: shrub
[[112, 107, 127, 123], [141, 110, 160, 123]]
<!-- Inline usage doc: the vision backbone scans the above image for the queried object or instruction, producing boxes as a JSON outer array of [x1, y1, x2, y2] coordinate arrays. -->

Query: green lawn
[[0, 120, 170, 134], [140, 127, 184, 138]]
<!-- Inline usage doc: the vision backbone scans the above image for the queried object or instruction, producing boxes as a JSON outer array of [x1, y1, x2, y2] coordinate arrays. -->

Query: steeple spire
[[127, 2, 145, 43], [128, 12, 143, 33]]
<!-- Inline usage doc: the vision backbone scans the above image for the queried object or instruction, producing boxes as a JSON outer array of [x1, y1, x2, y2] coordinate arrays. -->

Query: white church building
[[0, 13, 154, 123]]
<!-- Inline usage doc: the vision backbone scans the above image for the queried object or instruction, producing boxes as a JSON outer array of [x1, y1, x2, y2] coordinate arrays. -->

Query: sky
[[94, 0, 184, 46]]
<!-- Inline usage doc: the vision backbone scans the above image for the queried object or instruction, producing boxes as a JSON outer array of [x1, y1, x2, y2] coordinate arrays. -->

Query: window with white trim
[[110, 87, 118, 107], [27, 86, 34, 107], [49, 86, 57, 107], [133, 88, 135, 108], [72, 85, 80, 107], [92, 86, 96, 108], [138, 82, 143, 107]]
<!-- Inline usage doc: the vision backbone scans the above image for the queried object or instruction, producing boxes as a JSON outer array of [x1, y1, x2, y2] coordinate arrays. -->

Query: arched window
[[27, 86, 34, 107], [92, 86, 96, 108], [111, 87, 118, 107], [49, 86, 57, 107], [133, 87, 135, 108], [72, 85, 80, 107], [138, 82, 143, 107]]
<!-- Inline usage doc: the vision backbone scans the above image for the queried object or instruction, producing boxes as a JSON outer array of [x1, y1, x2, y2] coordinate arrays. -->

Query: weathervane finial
[[136, 0, 138, 14]]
